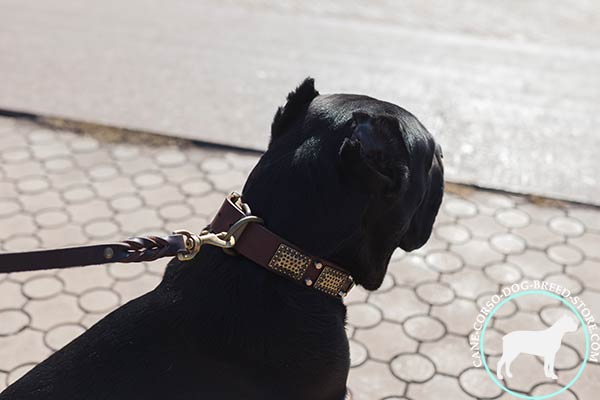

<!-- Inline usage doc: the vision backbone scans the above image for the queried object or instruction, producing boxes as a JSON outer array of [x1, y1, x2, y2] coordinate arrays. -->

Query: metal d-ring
[[229, 191, 252, 217], [221, 215, 264, 256], [223, 215, 263, 241]]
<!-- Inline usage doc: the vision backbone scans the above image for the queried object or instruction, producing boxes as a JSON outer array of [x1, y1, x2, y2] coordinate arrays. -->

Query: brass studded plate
[[268, 243, 311, 280], [314, 266, 347, 296]]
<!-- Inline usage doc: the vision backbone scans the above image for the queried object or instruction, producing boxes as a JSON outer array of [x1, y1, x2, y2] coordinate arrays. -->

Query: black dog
[[0, 78, 443, 400]]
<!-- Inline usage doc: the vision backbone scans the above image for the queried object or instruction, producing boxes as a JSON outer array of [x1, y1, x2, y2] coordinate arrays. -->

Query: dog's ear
[[270, 77, 319, 146], [338, 136, 395, 194], [337, 112, 407, 195], [398, 143, 444, 251]]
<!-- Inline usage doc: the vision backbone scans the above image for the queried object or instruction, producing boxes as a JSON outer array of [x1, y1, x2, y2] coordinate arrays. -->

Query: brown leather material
[[0, 235, 186, 273], [209, 195, 355, 298], [0, 193, 354, 298]]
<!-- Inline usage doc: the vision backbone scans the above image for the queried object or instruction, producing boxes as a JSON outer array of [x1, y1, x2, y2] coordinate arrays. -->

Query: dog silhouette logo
[[496, 314, 579, 380]]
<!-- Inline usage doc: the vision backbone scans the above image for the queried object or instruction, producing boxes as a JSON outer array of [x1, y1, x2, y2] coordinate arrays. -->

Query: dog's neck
[[171, 245, 347, 314], [240, 187, 393, 290], [167, 246, 348, 361], [204, 193, 355, 298], [548, 320, 571, 336]]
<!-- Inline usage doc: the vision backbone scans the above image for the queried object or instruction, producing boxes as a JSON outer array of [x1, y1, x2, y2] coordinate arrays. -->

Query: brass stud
[[103, 247, 114, 260], [315, 262, 323, 270], [305, 278, 313, 286]]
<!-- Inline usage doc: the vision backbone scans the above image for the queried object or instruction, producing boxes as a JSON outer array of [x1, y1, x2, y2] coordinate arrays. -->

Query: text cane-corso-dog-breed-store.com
[[0, 78, 444, 400]]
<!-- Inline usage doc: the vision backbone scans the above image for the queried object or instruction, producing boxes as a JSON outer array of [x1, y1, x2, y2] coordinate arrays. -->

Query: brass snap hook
[[173, 230, 203, 261], [173, 193, 263, 261], [173, 216, 264, 261], [174, 230, 236, 261]]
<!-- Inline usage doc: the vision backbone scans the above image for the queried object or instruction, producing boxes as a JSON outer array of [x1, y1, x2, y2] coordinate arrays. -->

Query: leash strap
[[0, 193, 354, 298], [0, 235, 187, 273]]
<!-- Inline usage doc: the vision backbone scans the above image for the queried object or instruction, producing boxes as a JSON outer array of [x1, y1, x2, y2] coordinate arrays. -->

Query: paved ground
[[0, 116, 599, 399], [1, 1, 600, 204]]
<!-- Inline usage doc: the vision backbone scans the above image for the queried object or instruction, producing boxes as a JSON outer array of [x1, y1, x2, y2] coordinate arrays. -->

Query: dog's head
[[243, 78, 444, 290], [557, 315, 579, 333]]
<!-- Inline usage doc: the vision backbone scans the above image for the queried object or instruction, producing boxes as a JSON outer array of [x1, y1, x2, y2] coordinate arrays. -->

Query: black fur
[[270, 77, 319, 146], [0, 78, 443, 400]]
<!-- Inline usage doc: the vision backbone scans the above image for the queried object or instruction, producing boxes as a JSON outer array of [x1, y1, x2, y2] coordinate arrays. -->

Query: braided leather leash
[[0, 192, 354, 298], [0, 234, 187, 273]]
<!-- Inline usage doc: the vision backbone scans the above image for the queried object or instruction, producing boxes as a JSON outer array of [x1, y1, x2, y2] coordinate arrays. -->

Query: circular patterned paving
[[7, 364, 36, 386], [156, 150, 187, 167], [378, 274, 395, 292], [108, 263, 146, 281], [484, 262, 523, 284], [425, 251, 463, 273], [44, 324, 86, 351], [495, 209, 530, 228], [17, 176, 49, 194], [347, 303, 383, 329], [0, 198, 21, 217], [415, 282, 455, 305], [435, 224, 470, 244], [443, 198, 477, 218], [22, 276, 64, 299], [201, 158, 230, 172], [110, 194, 143, 212], [3, 235, 40, 252], [390, 353, 435, 383], [181, 177, 212, 196], [79, 289, 120, 313], [158, 203, 193, 221], [458, 367, 503, 399], [63, 185, 96, 203], [28, 129, 56, 143], [548, 216, 585, 237], [479, 296, 517, 319], [35, 209, 69, 228], [83, 219, 119, 239], [44, 157, 74, 173], [480, 327, 504, 356], [0, 310, 30, 335], [89, 164, 119, 181], [547, 244, 584, 265], [490, 232, 526, 254], [2, 147, 30, 163], [349, 339, 368, 367], [70, 137, 99, 152], [111, 144, 140, 159], [530, 384, 577, 400], [403, 315, 445, 342], [134, 171, 165, 188], [551, 343, 581, 370], [544, 272, 583, 295]]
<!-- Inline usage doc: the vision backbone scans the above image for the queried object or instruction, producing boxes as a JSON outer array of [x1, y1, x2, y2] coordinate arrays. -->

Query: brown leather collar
[[209, 194, 355, 299], [0, 193, 354, 299]]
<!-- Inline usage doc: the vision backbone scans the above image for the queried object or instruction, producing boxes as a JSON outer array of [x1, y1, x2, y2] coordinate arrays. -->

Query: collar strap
[[209, 194, 355, 299]]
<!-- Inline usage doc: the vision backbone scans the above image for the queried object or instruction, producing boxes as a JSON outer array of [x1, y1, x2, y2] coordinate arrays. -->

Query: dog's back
[[0, 252, 350, 400], [502, 329, 562, 357]]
